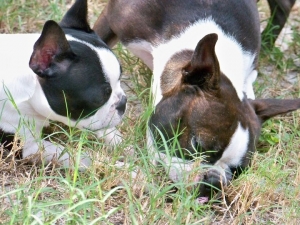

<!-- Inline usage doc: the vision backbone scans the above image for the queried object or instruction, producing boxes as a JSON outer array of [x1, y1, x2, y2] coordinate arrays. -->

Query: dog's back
[[95, 0, 260, 52], [0, 34, 39, 134], [0, 34, 38, 80], [94, 0, 261, 100]]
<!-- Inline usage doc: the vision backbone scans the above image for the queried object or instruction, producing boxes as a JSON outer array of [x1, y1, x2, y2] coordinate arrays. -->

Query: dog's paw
[[22, 140, 91, 169], [97, 128, 122, 146]]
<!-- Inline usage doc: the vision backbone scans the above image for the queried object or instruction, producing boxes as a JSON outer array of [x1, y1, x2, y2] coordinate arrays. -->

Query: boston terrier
[[93, 0, 300, 202], [0, 0, 126, 168]]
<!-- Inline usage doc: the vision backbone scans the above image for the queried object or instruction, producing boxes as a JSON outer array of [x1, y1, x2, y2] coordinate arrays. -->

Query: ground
[[0, 0, 300, 224]]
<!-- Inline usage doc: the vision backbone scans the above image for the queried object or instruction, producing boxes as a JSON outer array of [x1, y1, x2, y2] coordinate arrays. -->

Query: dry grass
[[1, 0, 300, 224]]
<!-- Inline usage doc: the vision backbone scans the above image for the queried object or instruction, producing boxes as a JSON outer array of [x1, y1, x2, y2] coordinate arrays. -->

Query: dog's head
[[29, 0, 126, 131], [149, 33, 300, 167]]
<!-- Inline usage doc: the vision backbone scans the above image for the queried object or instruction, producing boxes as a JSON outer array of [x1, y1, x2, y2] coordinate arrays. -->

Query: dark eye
[[104, 86, 112, 98]]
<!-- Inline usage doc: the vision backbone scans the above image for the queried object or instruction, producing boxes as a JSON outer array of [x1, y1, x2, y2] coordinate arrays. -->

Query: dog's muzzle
[[116, 95, 127, 116]]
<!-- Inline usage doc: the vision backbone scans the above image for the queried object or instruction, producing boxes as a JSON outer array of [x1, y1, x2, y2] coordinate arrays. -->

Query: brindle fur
[[94, 0, 299, 199]]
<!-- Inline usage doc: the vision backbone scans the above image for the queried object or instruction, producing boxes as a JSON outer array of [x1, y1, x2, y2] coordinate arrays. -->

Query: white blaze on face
[[213, 122, 249, 181]]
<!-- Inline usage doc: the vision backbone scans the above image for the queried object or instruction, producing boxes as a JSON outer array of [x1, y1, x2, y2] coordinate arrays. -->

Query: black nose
[[116, 95, 127, 115]]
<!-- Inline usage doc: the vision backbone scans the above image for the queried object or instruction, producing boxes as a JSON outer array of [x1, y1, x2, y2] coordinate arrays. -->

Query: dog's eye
[[104, 86, 112, 98]]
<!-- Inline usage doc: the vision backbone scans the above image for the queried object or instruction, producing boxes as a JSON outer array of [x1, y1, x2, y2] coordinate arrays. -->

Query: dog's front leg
[[96, 127, 122, 146], [147, 128, 194, 182], [21, 124, 91, 168]]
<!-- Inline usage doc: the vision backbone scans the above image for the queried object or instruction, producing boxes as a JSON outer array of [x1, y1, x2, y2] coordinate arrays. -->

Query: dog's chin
[[80, 117, 122, 132], [79, 108, 125, 132]]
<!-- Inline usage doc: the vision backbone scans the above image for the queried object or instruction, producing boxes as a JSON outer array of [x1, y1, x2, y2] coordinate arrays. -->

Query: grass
[[1, 0, 300, 224]]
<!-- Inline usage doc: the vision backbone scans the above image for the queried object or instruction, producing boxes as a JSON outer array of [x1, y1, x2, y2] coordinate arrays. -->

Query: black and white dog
[[0, 0, 126, 167], [94, 0, 300, 202]]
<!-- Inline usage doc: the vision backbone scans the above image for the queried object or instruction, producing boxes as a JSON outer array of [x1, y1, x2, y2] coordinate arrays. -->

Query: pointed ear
[[59, 0, 92, 32], [182, 33, 220, 89], [29, 20, 74, 78], [250, 98, 300, 122]]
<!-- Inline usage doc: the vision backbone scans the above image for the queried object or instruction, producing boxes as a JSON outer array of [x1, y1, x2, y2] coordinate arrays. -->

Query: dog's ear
[[250, 98, 300, 122], [182, 33, 220, 90], [29, 20, 75, 78], [59, 0, 92, 33]]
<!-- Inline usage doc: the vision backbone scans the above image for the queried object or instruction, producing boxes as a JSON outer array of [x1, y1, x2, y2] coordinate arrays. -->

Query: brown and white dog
[[94, 0, 300, 202]]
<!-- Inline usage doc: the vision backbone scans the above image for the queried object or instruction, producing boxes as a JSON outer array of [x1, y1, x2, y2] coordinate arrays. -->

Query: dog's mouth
[[196, 196, 209, 204]]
